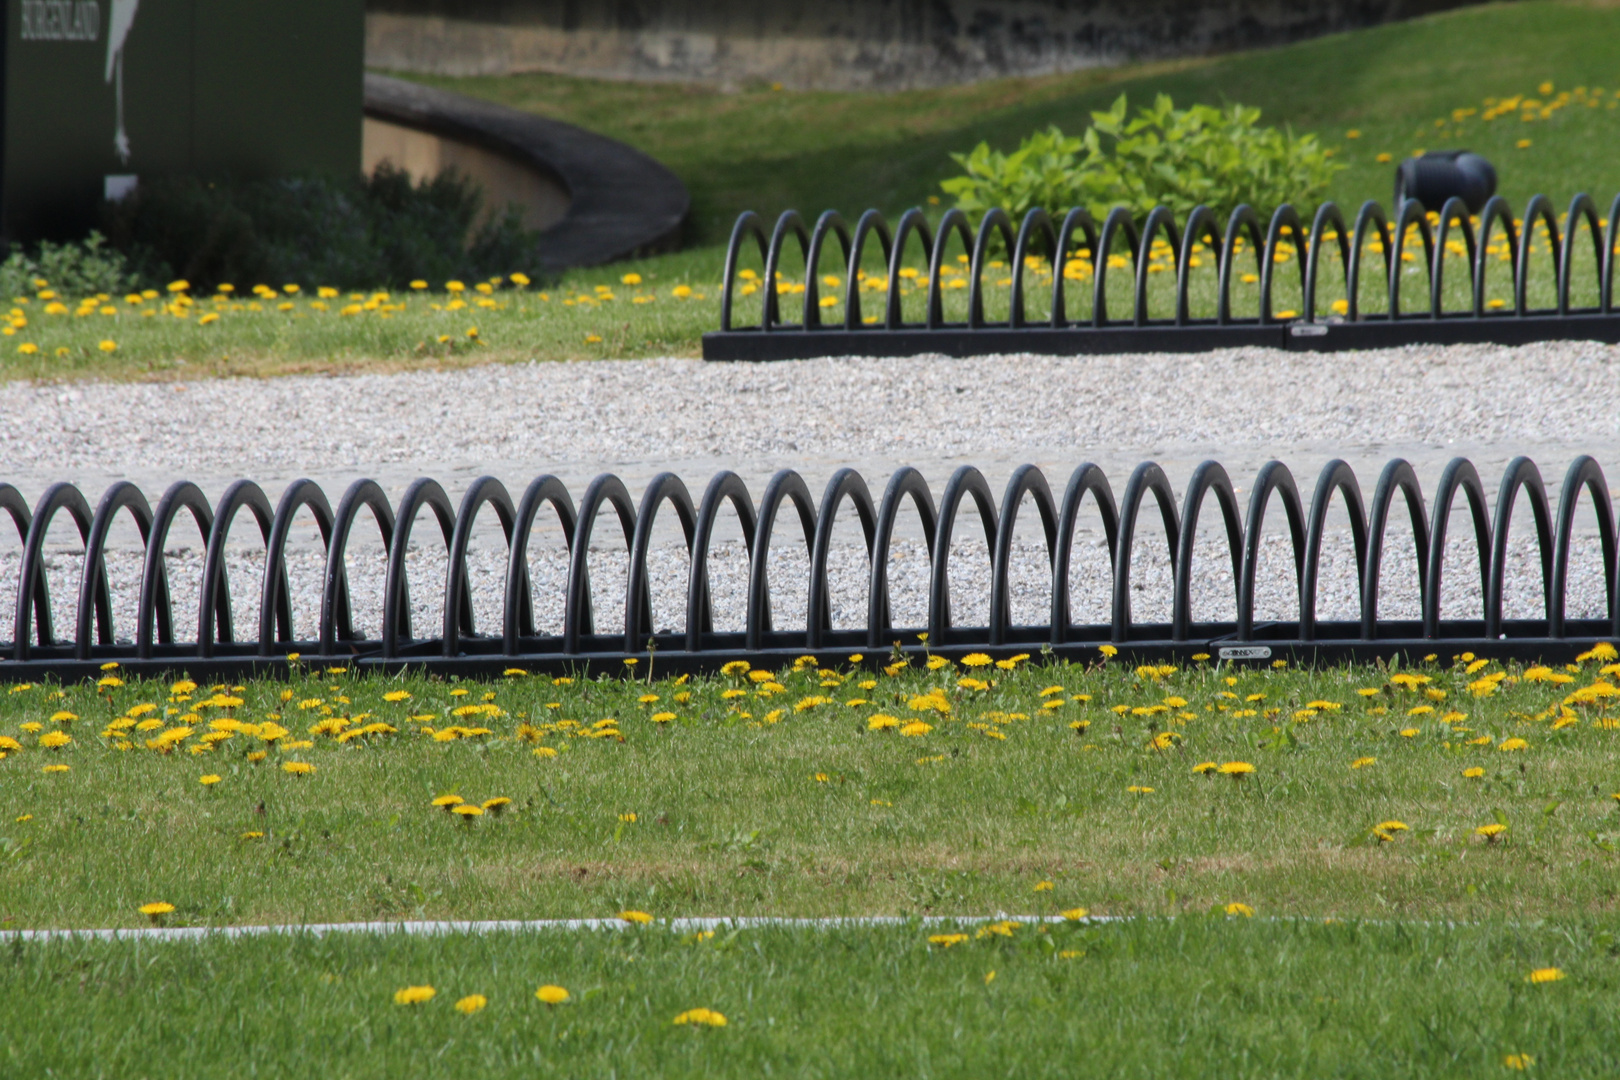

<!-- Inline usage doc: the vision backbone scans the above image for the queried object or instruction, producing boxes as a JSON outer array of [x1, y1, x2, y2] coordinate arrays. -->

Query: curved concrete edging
[[363, 73, 689, 274]]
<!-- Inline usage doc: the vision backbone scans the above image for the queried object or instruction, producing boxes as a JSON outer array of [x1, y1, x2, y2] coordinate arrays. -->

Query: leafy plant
[[103, 165, 541, 291], [941, 94, 1343, 222], [0, 232, 139, 299]]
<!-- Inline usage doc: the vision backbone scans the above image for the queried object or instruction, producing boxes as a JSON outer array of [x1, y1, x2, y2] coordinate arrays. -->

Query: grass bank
[[8, 1, 1620, 380]]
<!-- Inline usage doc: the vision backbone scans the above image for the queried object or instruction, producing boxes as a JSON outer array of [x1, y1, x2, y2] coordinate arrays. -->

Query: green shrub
[[104, 165, 540, 291], [941, 94, 1343, 222], [0, 232, 139, 299]]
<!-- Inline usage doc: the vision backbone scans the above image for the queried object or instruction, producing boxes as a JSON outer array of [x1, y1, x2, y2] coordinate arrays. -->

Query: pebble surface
[[3, 341, 1616, 644]]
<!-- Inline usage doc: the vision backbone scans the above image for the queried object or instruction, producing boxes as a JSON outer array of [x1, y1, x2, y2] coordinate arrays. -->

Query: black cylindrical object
[[1394, 151, 1497, 213]]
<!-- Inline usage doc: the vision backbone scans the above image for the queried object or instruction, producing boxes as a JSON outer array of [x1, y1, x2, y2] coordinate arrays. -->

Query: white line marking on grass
[[0, 914, 1097, 944]]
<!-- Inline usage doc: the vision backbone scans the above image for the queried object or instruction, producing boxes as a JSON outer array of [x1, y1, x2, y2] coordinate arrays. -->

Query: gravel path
[[3, 341, 1617, 644]]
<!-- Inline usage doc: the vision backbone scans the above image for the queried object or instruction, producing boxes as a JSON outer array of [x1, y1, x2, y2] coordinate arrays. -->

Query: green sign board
[[3, 0, 363, 242]]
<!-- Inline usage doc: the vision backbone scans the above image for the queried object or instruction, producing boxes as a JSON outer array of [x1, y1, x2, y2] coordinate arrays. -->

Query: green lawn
[[3, 651, 1619, 930], [5, 917, 1617, 1078], [7, 1, 1619, 380], [414, 0, 1620, 243]]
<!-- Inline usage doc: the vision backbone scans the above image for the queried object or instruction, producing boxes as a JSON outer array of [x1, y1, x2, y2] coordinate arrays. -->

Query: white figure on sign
[[105, 0, 141, 163]]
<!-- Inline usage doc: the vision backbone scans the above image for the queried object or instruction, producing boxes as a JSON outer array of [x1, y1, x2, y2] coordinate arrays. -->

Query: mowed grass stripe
[[3, 917, 1616, 1078]]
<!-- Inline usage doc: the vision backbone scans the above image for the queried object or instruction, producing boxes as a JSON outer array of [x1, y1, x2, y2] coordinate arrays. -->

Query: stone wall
[[365, 0, 1470, 89]]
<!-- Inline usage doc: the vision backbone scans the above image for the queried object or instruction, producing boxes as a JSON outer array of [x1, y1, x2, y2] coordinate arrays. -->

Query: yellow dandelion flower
[[454, 994, 487, 1014], [1224, 902, 1254, 917], [281, 761, 314, 775], [672, 1007, 727, 1027], [929, 933, 969, 947], [199, 774, 221, 786], [394, 985, 436, 1005], [619, 909, 653, 925], [138, 901, 175, 918], [536, 984, 570, 1004]]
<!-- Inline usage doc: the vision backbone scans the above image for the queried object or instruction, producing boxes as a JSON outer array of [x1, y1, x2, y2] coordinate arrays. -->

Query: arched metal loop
[[1217, 205, 1265, 325], [1236, 461, 1306, 641], [17, 484, 92, 660], [843, 209, 894, 329], [137, 482, 212, 659], [1051, 463, 1118, 644], [686, 471, 758, 652], [747, 469, 817, 650], [75, 482, 153, 661], [1171, 461, 1244, 641], [807, 469, 876, 649], [624, 473, 698, 652], [988, 465, 1057, 645], [1430, 197, 1477, 319], [1549, 456, 1615, 639], [1112, 463, 1179, 642], [926, 209, 976, 330], [719, 211, 769, 332], [1423, 459, 1492, 640], [1303, 202, 1349, 323], [928, 466, 998, 645], [198, 480, 274, 658], [1259, 205, 1307, 324], [258, 479, 334, 655], [503, 475, 577, 654], [321, 480, 395, 657], [1484, 457, 1553, 639], [1094, 207, 1141, 327], [1176, 205, 1223, 326], [1299, 460, 1368, 643], [1362, 460, 1428, 640], [1010, 208, 1057, 329], [564, 474, 638, 655], [867, 467, 938, 649], [383, 478, 458, 659], [1133, 205, 1180, 327], [443, 477, 516, 657], [802, 210, 853, 329]]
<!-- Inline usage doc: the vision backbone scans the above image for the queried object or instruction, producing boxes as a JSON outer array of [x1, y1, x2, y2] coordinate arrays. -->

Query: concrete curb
[[363, 73, 689, 274], [1, 914, 1092, 943]]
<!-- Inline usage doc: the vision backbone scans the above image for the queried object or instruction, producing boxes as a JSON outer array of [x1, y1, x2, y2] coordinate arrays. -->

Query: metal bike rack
[[703, 195, 1620, 359], [0, 456, 1613, 680]]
